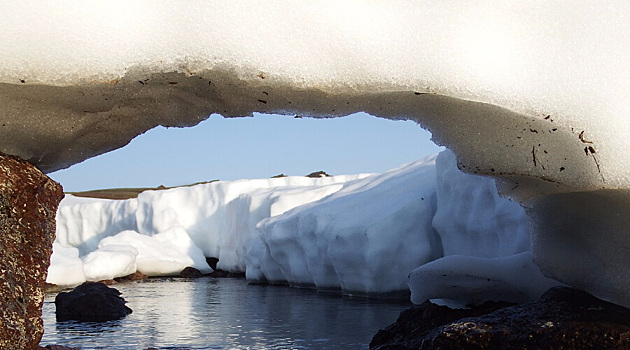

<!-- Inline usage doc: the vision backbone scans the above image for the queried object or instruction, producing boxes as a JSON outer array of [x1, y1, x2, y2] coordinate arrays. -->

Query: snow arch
[[1, 1, 629, 306]]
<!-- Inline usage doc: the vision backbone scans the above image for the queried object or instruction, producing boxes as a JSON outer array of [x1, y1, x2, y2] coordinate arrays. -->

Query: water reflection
[[42, 278, 409, 349]]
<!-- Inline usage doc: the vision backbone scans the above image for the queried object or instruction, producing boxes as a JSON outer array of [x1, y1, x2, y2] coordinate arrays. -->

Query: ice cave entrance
[[48, 112, 443, 192]]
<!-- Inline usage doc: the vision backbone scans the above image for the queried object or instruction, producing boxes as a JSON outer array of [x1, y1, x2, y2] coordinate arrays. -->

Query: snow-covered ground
[[50, 150, 561, 306]]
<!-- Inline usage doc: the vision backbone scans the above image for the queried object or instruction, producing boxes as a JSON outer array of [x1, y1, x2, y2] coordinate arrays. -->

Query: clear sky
[[48, 112, 443, 192]]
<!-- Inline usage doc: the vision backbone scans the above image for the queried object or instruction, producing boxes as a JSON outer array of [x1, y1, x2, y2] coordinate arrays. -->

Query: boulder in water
[[55, 282, 132, 322]]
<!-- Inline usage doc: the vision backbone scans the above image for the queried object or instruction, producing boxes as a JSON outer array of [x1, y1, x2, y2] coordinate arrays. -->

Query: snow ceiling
[[1, 2, 630, 305]]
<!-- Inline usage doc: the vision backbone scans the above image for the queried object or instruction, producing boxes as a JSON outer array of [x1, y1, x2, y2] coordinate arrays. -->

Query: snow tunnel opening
[[48, 112, 443, 193]]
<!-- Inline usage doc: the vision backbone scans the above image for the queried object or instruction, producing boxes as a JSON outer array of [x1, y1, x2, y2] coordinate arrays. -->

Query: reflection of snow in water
[[42, 278, 409, 349]]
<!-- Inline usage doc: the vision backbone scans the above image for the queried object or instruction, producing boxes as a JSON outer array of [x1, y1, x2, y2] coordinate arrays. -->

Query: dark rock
[[115, 270, 148, 282], [37, 345, 79, 350], [270, 174, 287, 178], [0, 152, 64, 349], [206, 256, 244, 278], [55, 282, 132, 322], [305, 170, 330, 178], [206, 257, 219, 270], [179, 267, 203, 278], [371, 300, 513, 349], [371, 287, 630, 349]]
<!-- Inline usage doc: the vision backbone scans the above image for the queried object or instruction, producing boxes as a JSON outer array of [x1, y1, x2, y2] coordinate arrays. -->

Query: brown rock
[[0, 153, 64, 349], [371, 287, 630, 349], [179, 266, 204, 278], [114, 270, 148, 282]]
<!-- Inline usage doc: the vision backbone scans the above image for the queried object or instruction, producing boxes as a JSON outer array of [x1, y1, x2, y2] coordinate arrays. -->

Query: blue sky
[[48, 112, 443, 192]]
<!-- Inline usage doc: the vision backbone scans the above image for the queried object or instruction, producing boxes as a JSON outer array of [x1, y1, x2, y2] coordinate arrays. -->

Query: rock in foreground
[[0, 153, 63, 349], [371, 287, 630, 349], [55, 282, 132, 322]]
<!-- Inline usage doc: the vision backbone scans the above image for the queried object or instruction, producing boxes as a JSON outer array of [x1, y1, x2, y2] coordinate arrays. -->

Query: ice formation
[[246, 155, 442, 295], [50, 151, 561, 306], [2, 2, 629, 305], [408, 252, 561, 307], [49, 173, 367, 285], [247, 151, 560, 301]]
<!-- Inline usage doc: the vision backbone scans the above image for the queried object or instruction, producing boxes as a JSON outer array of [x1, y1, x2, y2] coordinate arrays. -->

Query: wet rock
[[371, 300, 513, 349], [0, 153, 64, 349], [179, 266, 203, 278], [371, 287, 630, 349], [37, 345, 79, 350], [115, 270, 148, 282], [55, 282, 132, 322]]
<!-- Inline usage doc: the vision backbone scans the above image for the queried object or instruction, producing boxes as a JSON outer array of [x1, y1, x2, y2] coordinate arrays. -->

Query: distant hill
[[68, 180, 218, 200], [69, 172, 331, 200]]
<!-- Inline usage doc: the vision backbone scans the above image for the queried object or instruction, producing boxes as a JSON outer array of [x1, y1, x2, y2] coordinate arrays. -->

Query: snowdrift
[[51, 151, 561, 306], [51, 173, 367, 282]]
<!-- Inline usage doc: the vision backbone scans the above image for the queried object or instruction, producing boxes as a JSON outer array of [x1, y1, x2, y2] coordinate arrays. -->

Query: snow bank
[[98, 228, 212, 277], [246, 151, 559, 303], [432, 151, 531, 257], [55, 196, 137, 256], [246, 155, 441, 294], [82, 244, 138, 282], [50, 151, 560, 305], [135, 175, 367, 271], [46, 243, 85, 287], [48, 174, 367, 286], [409, 252, 561, 307]]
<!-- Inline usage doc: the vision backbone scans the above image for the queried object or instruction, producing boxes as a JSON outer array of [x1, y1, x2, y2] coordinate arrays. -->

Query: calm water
[[41, 278, 410, 349]]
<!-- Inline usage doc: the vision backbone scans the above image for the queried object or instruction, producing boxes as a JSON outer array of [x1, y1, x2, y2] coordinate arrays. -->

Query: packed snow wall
[[246, 151, 560, 304], [2, 2, 629, 306], [51, 174, 368, 283], [51, 151, 561, 306]]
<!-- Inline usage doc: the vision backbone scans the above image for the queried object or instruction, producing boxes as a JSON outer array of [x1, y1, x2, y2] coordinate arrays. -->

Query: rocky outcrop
[[55, 282, 132, 322], [305, 171, 331, 178], [0, 153, 63, 350], [371, 287, 630, 349]]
